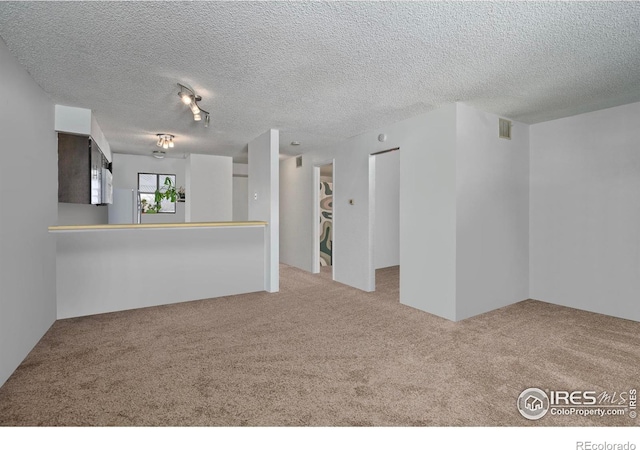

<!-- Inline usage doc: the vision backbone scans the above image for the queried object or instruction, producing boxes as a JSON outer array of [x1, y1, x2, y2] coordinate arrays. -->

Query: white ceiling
[[1, 1, 639, 162]]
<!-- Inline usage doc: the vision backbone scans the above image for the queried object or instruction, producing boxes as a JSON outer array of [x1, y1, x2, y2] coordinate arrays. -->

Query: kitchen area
[[49, 106, 278, 320]]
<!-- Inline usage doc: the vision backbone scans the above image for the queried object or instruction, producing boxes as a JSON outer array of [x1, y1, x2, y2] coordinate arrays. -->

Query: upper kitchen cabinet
[[55, 105, 113, 205], [54, 105, 112, 161], [58, 133, 111, 204]]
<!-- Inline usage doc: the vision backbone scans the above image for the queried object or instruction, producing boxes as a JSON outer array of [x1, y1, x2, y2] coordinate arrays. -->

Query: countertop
[[48, 221, 268, 232]]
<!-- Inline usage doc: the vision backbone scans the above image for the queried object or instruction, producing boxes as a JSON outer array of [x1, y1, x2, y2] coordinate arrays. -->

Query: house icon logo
[[517, 388, 550, 420], [525, 395, 543, 411]]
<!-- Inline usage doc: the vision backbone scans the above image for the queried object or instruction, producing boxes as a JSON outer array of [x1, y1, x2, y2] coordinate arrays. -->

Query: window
[[138, 173, 176, 214]]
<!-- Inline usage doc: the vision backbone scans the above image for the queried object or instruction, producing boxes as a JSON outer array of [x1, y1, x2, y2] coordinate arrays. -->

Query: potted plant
[[144, 177, 179, 214], [155, 176, 179, 205]]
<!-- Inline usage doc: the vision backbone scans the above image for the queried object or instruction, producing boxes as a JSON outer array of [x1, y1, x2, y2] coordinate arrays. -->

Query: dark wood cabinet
[[58, 133, 110, 204]]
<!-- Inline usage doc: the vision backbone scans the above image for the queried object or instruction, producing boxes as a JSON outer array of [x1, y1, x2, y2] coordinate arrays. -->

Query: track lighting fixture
[[177, 83, 210, 126], [156, 134, 175, 151]]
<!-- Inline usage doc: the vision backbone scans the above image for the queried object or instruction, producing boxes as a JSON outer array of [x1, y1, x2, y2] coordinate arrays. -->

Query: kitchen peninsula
[[49, 221, 268, 319]]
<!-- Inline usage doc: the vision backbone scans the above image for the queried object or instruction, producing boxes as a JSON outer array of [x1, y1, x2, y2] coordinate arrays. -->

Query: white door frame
[[368, 154, 376, 291], [313, 159, 335, 279]]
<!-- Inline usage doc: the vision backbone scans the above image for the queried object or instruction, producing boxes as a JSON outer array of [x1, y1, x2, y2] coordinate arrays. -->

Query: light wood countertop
[[48, 221, 268, 232]]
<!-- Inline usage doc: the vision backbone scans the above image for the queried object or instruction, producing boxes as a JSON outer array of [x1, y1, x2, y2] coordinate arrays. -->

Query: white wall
[[530, 101, 640, 322], [455, 103, 530, 320], [112, 153, 186, 223], [248, 129, 279, 292], [56, 226, 265, 319], [0, 39, 57, 387], [58, 203, 107, 225], [400, 105, 458, 319], [280, 156, 313, 271], [185, 154, 232, 222], [232, 163, 249, 222], [374, 150, 400, 269], [54, 105, 91, 136], [233, 177, 249, 221], [233, 163, 248, 176]]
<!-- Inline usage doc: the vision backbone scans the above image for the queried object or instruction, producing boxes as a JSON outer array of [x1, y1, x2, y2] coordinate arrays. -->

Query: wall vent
[[499, 118, 512, 140], [296, 155, 302, 168]]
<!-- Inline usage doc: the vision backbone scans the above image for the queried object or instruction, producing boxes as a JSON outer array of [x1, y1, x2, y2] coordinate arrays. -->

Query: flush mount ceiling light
[[156, 133, 175, 150], [177, 83, 210, 127]]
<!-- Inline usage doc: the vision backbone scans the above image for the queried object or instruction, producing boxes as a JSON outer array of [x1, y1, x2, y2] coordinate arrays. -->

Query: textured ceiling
[[0, 1, 639, 161]]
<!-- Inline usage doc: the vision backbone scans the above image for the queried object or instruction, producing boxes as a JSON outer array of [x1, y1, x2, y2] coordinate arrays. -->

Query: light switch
[[254, 192, 258, 200]]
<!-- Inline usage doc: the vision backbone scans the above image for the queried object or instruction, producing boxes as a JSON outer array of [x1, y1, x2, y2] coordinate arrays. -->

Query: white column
[[248, 129, 279, 292]]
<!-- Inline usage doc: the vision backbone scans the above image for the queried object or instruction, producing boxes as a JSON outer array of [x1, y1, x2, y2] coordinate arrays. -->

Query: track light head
[[177, 82, 210, 127], [179, 92, 192, 105]]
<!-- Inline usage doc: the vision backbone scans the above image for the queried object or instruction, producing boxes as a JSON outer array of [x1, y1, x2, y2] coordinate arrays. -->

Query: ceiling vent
[[499, 118, 512, 140], [296, 155, 302, 168]]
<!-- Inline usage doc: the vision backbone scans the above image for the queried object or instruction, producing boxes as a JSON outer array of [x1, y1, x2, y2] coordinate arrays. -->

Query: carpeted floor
[[0, 264, 638, 426]]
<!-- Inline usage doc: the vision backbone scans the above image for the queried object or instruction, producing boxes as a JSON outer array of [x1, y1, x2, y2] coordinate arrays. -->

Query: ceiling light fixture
[[156, 134, 175, 151], [177, 83, 210, 127], [179, 91, 192, 105]]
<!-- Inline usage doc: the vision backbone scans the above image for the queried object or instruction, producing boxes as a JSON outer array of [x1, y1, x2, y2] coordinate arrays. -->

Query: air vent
[[296, 155, 302, 168], [499, 118, 512, 140]]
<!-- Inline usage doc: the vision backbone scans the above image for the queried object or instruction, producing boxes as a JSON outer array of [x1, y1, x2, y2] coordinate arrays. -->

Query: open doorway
[[369, 148, 400, 291], [313, 161, 335, 279], [319, 164, 333, 269]]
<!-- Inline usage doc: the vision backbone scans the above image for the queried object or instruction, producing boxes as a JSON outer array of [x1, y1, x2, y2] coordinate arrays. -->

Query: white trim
[[312, 166, 320, 274], [368, 154, 376, 291]]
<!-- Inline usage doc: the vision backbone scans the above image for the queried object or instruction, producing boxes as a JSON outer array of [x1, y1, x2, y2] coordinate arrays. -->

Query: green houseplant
[[146, 177, 179, 214]]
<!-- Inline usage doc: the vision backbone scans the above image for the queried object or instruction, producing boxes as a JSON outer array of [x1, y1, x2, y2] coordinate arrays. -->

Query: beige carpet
[[0, 264, 638, 426]]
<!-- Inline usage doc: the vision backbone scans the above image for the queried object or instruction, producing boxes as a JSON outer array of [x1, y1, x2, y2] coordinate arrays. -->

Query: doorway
[[369, 148, 400, 291], [319, 164, 333, 269], [313, 161, 335, 279]]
